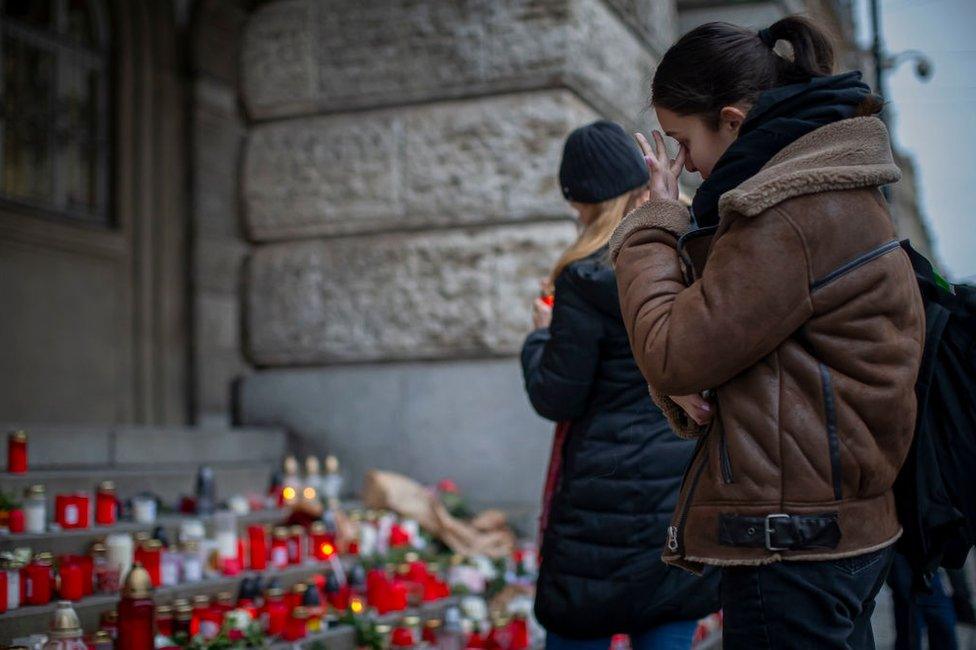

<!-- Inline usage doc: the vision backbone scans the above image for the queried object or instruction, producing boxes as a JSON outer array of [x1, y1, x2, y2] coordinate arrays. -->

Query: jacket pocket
[[818, 363, 843, 501]]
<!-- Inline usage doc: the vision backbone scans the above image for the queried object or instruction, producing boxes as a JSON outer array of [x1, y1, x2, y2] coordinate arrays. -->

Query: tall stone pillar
[[236, 0, 676, 514]]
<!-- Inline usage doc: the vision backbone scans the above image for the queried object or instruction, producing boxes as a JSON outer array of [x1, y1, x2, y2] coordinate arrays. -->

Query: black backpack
[[893, 241, 976, 588]]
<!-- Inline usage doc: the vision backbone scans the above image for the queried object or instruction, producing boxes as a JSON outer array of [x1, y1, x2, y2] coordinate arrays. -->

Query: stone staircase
[[0, 423, 293, 643]]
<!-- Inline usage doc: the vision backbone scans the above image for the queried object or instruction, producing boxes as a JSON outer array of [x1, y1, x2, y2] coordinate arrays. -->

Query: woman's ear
[[719, 106, 749, 135]]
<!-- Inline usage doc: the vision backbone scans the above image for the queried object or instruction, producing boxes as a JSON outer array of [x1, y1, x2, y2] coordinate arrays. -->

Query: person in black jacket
[[522, 121, 719, 650]]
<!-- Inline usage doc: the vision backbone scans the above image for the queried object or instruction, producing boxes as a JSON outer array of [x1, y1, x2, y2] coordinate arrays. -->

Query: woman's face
[[655, 105, 747, 180]]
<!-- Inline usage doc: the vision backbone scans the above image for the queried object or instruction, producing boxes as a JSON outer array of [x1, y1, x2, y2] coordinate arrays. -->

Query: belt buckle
[[764, 513, 791, 552]]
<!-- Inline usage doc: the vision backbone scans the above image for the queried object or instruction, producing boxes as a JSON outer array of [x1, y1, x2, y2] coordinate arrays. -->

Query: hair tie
[[758, 27, 776, 48]]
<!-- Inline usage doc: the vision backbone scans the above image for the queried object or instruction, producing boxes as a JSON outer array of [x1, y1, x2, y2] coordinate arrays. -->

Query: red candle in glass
[[58, 560, 84, 601], [135, 540, 162, 587], [247, 525, 268, 570], [270, 528, 289, 569], [8, 508, 25, 533], [155, 605, 174, 638], [95, 482, 117, 525], [7, 431, 27, 473], [287, 526, 304, 564], [510, 614, 530, 650], [118, 564, 154, 650], [391, 626, 415, 648], [283, 607, 309, 641], [56, 493, 90, 529], [264, 589, 288, 636], [0, 571, 8, 613], [24, 557, 53, 605]]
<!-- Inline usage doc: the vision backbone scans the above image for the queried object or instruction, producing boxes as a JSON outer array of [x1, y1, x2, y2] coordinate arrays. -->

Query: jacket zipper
[[818, 362, 843, 501], [811, 239, 900, 291], [668, 447, 710, 554], [719, 426, 734, 484]]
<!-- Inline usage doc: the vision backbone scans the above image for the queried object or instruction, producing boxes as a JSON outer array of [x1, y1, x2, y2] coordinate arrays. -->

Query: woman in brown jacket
[[609, 16, 925, 649]]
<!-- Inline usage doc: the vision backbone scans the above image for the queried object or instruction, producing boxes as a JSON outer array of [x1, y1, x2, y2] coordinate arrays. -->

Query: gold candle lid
[[92, 630, 112, 642], [193, 594, 211, 606], [49, 601, 83, 639], [10, 430, 27, 442], [134, 531, 151, 543], [155, 604, 173, 616], [122, 562, 153, 598], [273, 526, 290, 539], [292, 606, 310, 619], [292, 582, 308, 594], [217, 591, 235, 605], [26, 484, 45, 497], [101, 609, 118, 624], [404, 551, 420, 563], [265, 587, 284, 599], [98, 480, 115, 492], [289, 524, 305, 535], [403, 615, 421, 625], [425, 618, 442, 629], [143, 538, 163, 550], [310, 521, 326, 534]]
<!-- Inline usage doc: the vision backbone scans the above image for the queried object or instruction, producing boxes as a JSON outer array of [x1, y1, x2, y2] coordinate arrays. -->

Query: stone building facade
[[0, 0, 935, 514]]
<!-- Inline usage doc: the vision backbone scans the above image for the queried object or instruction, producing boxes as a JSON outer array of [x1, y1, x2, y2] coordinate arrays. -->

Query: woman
[[609, 17, 925, 649], [521, 120, 719, 650]]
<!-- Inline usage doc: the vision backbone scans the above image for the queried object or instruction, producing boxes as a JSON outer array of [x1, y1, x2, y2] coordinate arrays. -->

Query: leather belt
[[719, 512, 841, 552]]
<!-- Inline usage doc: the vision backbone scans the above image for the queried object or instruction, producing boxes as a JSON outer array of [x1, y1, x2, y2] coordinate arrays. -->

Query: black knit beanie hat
[[558, 120, 650, 204]]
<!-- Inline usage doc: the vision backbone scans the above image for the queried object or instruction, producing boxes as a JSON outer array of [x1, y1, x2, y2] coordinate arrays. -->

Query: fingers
[[671, 393, 713, 426], [634, 132, 654, 158], [652, 130, 668, 164], [671, 144, 687, 176]]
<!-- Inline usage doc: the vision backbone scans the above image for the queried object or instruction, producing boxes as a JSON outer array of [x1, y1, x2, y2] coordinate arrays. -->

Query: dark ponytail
[[652, 16, 847, 127]]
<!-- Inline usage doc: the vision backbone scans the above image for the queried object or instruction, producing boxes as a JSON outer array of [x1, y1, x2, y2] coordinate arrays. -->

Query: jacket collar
[[717, 116, 901, 219]]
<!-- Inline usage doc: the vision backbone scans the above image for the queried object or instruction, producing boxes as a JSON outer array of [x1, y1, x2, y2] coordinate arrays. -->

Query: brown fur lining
[[720, 117, 901, 217], [608, 199, 692, 264], [649, 386, 707, 440]]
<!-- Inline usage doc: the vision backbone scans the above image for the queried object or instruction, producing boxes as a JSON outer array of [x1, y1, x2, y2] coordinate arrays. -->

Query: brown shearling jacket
[[609, 117, 925, 572]]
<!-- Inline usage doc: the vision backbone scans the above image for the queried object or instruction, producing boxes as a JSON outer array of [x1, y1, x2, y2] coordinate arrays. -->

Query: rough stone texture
[[246, 222, 577, 365], [243, 90, 595, 241], [241, 0, 664, 122], [237, 358, 553, 513], [605, 0, 678, 50]]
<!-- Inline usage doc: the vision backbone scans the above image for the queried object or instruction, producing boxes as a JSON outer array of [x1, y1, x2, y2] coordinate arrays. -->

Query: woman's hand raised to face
[[635, 131, 686, 202]]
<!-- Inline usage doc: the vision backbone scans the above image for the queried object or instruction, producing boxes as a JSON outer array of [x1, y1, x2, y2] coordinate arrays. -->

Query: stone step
[[0, 424, 288, 470], [0, 507, 290, 557], [0, 462, 278, 515]]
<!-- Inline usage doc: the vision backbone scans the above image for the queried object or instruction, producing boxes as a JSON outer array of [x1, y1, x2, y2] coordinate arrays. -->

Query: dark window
[[0, 0, 110, 226]]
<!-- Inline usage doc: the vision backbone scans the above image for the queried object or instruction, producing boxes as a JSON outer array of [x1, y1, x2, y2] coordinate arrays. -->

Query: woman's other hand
[[670, 393, 713, 426], [532, 297, 553, 329], [635, 130, 686, 202]]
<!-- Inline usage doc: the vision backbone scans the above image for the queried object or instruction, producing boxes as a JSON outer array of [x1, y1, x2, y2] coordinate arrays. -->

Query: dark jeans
[[886, 552, 959, 650], [544, 621, 698, 650], [721, 545, 895, 649]]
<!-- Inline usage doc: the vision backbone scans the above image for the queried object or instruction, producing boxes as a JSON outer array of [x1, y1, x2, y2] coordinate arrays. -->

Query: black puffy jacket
[[521, 248, 719, 638]]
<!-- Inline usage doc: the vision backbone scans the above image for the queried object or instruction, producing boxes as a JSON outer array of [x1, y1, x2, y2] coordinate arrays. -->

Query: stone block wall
[[190, 0, 252, 424], [236, 0, 676, 510]]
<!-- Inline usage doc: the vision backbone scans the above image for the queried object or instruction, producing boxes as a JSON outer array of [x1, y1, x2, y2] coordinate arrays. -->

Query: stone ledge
[[241, 0, 665, 121], [245, 221, 577, 365]]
